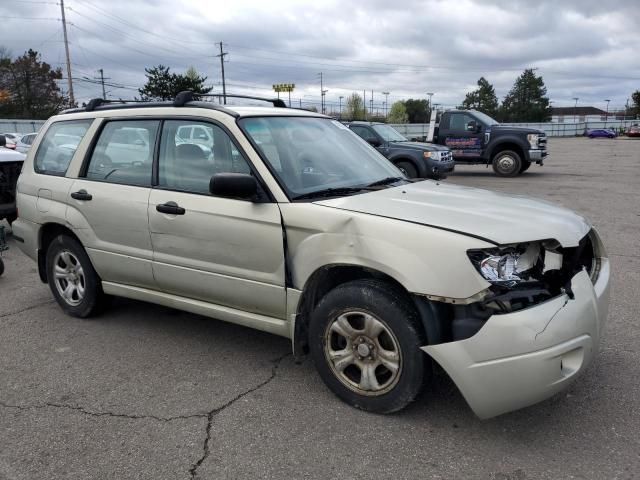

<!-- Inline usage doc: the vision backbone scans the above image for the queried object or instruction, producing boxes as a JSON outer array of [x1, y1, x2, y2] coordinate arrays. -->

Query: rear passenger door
[[66, 119, 159, 289], [148, 119, 286, 320]]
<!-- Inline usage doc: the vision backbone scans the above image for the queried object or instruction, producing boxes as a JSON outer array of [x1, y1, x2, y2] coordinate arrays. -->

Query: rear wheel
[[46, 235, 106, 318], [308, 279, 428, 413], [396, 161, 418, 179], [492, 150, 522, 177]]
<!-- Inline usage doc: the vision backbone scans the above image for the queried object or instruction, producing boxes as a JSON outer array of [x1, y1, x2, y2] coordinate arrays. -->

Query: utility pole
[[572, 97, 579, 124], [98, 69, 106, 99], [370, 90, 374, 117], [382, 92, 389, 118], [216, 42, 228, 104], [604, 99, 610, 127], [363, 90, 366, 120], [318, 73, 324, 114], [60, 0, 74, 106], [339, 96, 343, 119]]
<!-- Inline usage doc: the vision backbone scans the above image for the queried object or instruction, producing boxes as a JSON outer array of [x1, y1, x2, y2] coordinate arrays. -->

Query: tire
[[492, 150, 522, 177], [519, 160, 531, 173], [396, 161, 418, 179], [6, 213, 17, 225], [45, 234, 106, 318], [308, 279, 428, 413], [0, 258, 4, 277]]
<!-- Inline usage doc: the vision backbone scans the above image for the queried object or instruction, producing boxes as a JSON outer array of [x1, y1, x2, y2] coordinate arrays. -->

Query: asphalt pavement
[[0, 137, 638, 479]]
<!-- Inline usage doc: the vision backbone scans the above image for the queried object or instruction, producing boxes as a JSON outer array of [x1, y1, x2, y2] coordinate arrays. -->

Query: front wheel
[[492, 150, 522, 177], [519, 160, 531, 173], [46, 235, 106, 318], [309, 280, 428, 413], [396, 161, 418, 179]]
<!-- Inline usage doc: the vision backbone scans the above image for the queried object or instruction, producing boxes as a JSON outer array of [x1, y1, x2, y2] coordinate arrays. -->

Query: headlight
[[423, 151, 433, 158], [527, 134, 539, 147], [468, 243, 543, 287]]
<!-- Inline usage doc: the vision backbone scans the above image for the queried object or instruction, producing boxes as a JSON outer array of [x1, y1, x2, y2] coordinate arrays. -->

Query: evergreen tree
[[403, 98, 429, 123], [0, 49, 69, 119], [461, 77, 499, 118], [501, 69, 551, 122], [139, 65, 211, 101]]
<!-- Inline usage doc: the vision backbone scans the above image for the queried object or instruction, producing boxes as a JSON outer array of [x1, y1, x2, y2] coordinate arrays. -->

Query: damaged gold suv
[[13, 93, 610, 418]]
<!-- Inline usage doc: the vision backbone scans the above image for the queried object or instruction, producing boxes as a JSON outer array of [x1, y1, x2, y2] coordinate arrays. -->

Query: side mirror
[[0, 135, 5, 147], [466, 121, 478, 132], [209, 173, 258, 200], [367, 137, 382, 147]]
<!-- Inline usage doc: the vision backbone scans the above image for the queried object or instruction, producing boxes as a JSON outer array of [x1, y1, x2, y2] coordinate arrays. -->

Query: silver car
[[12, 96, 610, 418]]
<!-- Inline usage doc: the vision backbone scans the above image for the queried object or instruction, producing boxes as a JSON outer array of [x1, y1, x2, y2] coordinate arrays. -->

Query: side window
[[351, 126, 376, 142], [158, 120, 251, 195], [449, 114, 475, 132], [85, 120, 159, 187], [34, 120, 93, 176]]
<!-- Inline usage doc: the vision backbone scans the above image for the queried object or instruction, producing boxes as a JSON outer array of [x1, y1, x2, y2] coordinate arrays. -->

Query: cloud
[[1, 0, 638, 111]]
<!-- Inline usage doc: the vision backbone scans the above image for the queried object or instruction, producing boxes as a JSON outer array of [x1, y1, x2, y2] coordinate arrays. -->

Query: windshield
[[472, 111, 499, 126], [239, 117, 404, 199], [371, 124, 407, 142]]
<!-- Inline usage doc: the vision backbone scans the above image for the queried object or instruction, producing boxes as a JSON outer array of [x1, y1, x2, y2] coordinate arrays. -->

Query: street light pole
[[604, 99, 610, 127], [572, 97, 579, 124], [382, 91, 389, 118], [339, 96, 343, 119]]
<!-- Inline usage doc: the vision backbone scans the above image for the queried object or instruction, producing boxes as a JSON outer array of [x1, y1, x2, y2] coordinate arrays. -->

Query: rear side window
[[85, 120, 159, 187], [34, 120, 93, 176]]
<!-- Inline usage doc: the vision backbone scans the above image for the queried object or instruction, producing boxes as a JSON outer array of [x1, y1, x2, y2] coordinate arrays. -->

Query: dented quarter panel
[[279, 202, 494, 299]]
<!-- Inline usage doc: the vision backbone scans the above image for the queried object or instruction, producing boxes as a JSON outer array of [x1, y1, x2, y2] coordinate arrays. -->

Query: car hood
[[0, 148, 26, 162], [489, 125, 544, 135], [315, 181, 590, 247], [392, 141, 450, 152]]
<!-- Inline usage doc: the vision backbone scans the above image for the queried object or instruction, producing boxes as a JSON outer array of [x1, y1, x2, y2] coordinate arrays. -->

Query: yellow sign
[[272, 83, 295, 93]]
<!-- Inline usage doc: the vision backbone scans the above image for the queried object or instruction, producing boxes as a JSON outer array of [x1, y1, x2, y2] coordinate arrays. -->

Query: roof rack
[[174, 91, 287, 108], [60, 91, 286, 116]]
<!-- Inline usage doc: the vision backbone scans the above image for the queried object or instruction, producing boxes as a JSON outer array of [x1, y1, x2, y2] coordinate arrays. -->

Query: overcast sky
[[2, 0, 639, 112]]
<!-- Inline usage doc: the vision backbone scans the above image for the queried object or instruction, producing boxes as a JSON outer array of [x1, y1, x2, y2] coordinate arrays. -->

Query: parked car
[[625, 124, 640, 137], [0, 133, 18, 150], [12, 93, 610, 418], [15, 132, 38, 153], [0, 135, 26, 224], [587, 128, 616, 138], [348, 121, 454, 179], [430, 110, 547, 177]]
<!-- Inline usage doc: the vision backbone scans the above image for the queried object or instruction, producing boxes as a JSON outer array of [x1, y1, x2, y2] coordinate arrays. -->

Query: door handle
[[156, 201, 185, 215], [71, 189, 92, 201]]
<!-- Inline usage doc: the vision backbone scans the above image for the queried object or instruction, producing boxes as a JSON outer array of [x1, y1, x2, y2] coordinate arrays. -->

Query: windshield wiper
[[292, 187, 366, 201], [366, 176, 405, 187]]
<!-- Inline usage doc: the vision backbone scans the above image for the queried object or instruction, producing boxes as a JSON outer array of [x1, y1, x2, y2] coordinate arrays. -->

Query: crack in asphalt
[[0, 400, 207, 422], [0, 300, 55, 319], [188, 352, 291, 480]]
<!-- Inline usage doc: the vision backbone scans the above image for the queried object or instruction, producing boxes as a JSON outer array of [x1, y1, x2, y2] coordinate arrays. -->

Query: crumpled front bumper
[[422, 262, 610, 419]]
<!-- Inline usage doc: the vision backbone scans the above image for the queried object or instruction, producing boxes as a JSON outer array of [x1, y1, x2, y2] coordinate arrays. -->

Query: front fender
[[387, 150, 427, 177], [486, 136, 529, 160], [279, 203, 493, 300]]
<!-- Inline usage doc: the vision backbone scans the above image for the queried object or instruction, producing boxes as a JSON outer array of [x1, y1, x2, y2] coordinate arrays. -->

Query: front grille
[[0, 161, 22, 206], [538, 134, 547, 150]]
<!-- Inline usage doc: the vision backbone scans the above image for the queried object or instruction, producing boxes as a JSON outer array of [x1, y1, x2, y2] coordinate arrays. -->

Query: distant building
[[551, 106, 610, 123]]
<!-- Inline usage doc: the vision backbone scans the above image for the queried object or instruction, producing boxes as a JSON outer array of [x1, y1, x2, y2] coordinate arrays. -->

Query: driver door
[[148, 119, 286, 320]]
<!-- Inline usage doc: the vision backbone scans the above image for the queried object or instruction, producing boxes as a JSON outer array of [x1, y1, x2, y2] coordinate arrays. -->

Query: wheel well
[[490, 142, 524, 162], [292, 265, 412, 359], [37, 223, 82, 283]]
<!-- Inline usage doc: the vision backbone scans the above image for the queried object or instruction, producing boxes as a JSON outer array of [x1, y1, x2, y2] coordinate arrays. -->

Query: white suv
[[12, 93, 610, 418]]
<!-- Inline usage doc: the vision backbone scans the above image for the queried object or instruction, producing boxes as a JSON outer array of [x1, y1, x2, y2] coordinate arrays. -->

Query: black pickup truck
[[431, 110, 547, 177], [348, 122, 454, 179]]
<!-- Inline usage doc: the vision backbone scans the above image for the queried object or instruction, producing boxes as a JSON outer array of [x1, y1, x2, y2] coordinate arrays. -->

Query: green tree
[[501, 69, 551, 122], [0, 48, 69, 119], [630, 90, 640, 117], [344, 93, 366, 120], [461, 77, 499, 118], [403, 98, 429, 123], [387, 101, 408, 123], [138, 65, 211, 101]]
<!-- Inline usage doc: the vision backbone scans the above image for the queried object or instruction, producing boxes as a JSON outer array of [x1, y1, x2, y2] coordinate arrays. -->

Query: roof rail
[[174, 91, 287, 108]]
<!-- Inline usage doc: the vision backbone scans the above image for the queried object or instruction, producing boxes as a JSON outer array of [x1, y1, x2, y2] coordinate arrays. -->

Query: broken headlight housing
[[468, 242, 547, 288]]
